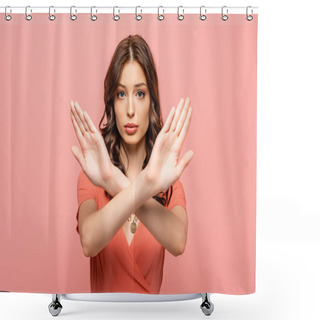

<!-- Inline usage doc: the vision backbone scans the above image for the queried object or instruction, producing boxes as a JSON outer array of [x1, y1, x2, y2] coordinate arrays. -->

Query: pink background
[[0, 13, 257, 294]]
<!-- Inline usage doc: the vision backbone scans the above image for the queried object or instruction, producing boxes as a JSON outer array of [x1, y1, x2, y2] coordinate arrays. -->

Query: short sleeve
[[167, 179, 187, 211], [76, 170, 97, 234]]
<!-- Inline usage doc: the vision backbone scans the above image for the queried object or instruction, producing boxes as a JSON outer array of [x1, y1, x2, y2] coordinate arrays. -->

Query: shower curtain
[[0, 9, 257, 295]]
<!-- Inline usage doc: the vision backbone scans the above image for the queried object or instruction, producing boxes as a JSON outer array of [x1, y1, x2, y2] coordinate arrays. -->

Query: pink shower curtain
[[0, 12, 257, 294]]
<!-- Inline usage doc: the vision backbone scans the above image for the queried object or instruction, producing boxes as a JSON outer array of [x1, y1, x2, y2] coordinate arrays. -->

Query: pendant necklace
[[128, 214, 139, 233]]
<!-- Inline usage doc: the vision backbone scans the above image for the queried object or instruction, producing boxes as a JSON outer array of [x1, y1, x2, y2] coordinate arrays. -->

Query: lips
[[124, 123, 138, 134], [124, 123, 138, 128]]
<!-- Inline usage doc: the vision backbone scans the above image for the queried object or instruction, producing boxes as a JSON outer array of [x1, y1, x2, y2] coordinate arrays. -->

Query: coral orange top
[[76, 170, 187, 294]]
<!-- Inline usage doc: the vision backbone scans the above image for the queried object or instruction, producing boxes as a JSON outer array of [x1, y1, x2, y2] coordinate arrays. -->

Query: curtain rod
[[0, 6, 259, 14]]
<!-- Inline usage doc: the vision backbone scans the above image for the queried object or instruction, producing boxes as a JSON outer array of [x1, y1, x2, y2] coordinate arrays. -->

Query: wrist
[[100, 167, 130, 197], [118, 173, 130, 192], [139, 168, 158, 198]]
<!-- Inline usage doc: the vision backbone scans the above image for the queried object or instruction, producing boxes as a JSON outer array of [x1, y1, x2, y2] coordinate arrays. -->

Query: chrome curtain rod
[[0, 6, 259, 14]]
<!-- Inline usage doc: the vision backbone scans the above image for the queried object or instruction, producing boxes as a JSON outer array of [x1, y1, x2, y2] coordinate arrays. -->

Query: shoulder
[[167, 179, 186, 211], [77, 170, 98, 200], [171, 179, 185, 194], [77, 170, 94, 188]]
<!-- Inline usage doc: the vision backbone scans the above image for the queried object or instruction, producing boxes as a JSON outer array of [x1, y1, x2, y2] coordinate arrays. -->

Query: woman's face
[[114, 60, 150, 147]]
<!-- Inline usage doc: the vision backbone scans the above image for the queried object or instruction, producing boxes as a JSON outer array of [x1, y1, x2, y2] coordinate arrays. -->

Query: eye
[[137, 90, 145, 98], [116, 91, 125, 98]]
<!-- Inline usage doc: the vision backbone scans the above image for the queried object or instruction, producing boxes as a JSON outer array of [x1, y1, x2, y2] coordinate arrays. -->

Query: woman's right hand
[[70, 100, 125, 196]]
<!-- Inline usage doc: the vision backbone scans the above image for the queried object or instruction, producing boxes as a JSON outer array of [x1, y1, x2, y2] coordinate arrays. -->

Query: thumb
[[176, 150, 194, 177], [71, 145, 85, 169]]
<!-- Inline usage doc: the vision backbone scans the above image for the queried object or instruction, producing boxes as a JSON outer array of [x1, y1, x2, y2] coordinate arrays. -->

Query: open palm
[[145, 97, 194, 194], [70, 101, 117, 190]]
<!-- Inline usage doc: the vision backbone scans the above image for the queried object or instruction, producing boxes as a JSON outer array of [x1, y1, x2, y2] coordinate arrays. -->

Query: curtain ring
[[70, 6, 77, 21], [177, 6, 184, 21], [91, 6, 97, 21], [49, 6, 56, 21], [135, 6, 142, 21], [221, 6, 228, 21], [5, 6, 12, 21], [113, 6, 120, 21], [246, 6, 253, 21], [200, 5, 207, 21], [25, 6, 32, 21], [157, 6, 164, 21]]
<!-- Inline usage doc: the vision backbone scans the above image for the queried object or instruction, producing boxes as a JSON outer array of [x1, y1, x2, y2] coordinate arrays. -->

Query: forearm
[[105, 172, 186, 256], [83, 170, 154, 257], [136, 199, 187, 256]]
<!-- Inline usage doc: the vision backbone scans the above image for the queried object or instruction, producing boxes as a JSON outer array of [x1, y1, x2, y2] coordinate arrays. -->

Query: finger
[[83, 110, 98, 133], [170, 98, 185, 132], [75, 101, 90, 132], [72, 101, 87, 134], [176, 150, 194, 177], [71, 101, 86, 135], [175, 97, 190, 136], [178, 106, 192, 144], [162, 106, 175, 133], [70, 110, 86, 149], [71, 145, 86, 170]]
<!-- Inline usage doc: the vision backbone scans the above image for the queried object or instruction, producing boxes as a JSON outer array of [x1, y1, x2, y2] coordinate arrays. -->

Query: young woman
[[70, 34, 193, 294]]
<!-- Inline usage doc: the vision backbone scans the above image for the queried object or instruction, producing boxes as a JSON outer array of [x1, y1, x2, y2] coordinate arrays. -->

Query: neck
[[120, 137, 146, 178]]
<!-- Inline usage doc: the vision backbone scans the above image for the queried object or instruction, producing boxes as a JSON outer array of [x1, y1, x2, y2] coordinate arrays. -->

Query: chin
[[122, 136, 141, 145], [119, 129, 147, 147]]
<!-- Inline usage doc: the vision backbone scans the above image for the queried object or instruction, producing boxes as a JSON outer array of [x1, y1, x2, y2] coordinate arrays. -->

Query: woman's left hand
[[144, 97, 194, 195]]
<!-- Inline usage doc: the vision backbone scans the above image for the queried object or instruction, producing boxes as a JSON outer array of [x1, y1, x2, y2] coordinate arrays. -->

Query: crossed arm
[[70, 98, 193, 258]]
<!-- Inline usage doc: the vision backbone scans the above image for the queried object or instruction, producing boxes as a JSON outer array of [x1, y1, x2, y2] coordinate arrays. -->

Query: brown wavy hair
[[99, 34, 172, 206]]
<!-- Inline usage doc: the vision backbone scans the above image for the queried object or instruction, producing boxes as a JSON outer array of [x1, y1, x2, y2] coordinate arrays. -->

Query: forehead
[[119, 61, 146, 85]]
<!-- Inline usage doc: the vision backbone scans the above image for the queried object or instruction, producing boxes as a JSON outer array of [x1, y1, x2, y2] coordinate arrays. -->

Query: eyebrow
[[118, 82, 147, 88]]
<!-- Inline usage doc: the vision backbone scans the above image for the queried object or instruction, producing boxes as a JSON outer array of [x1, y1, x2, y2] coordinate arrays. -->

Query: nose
[[127, 97, 135, 118]]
